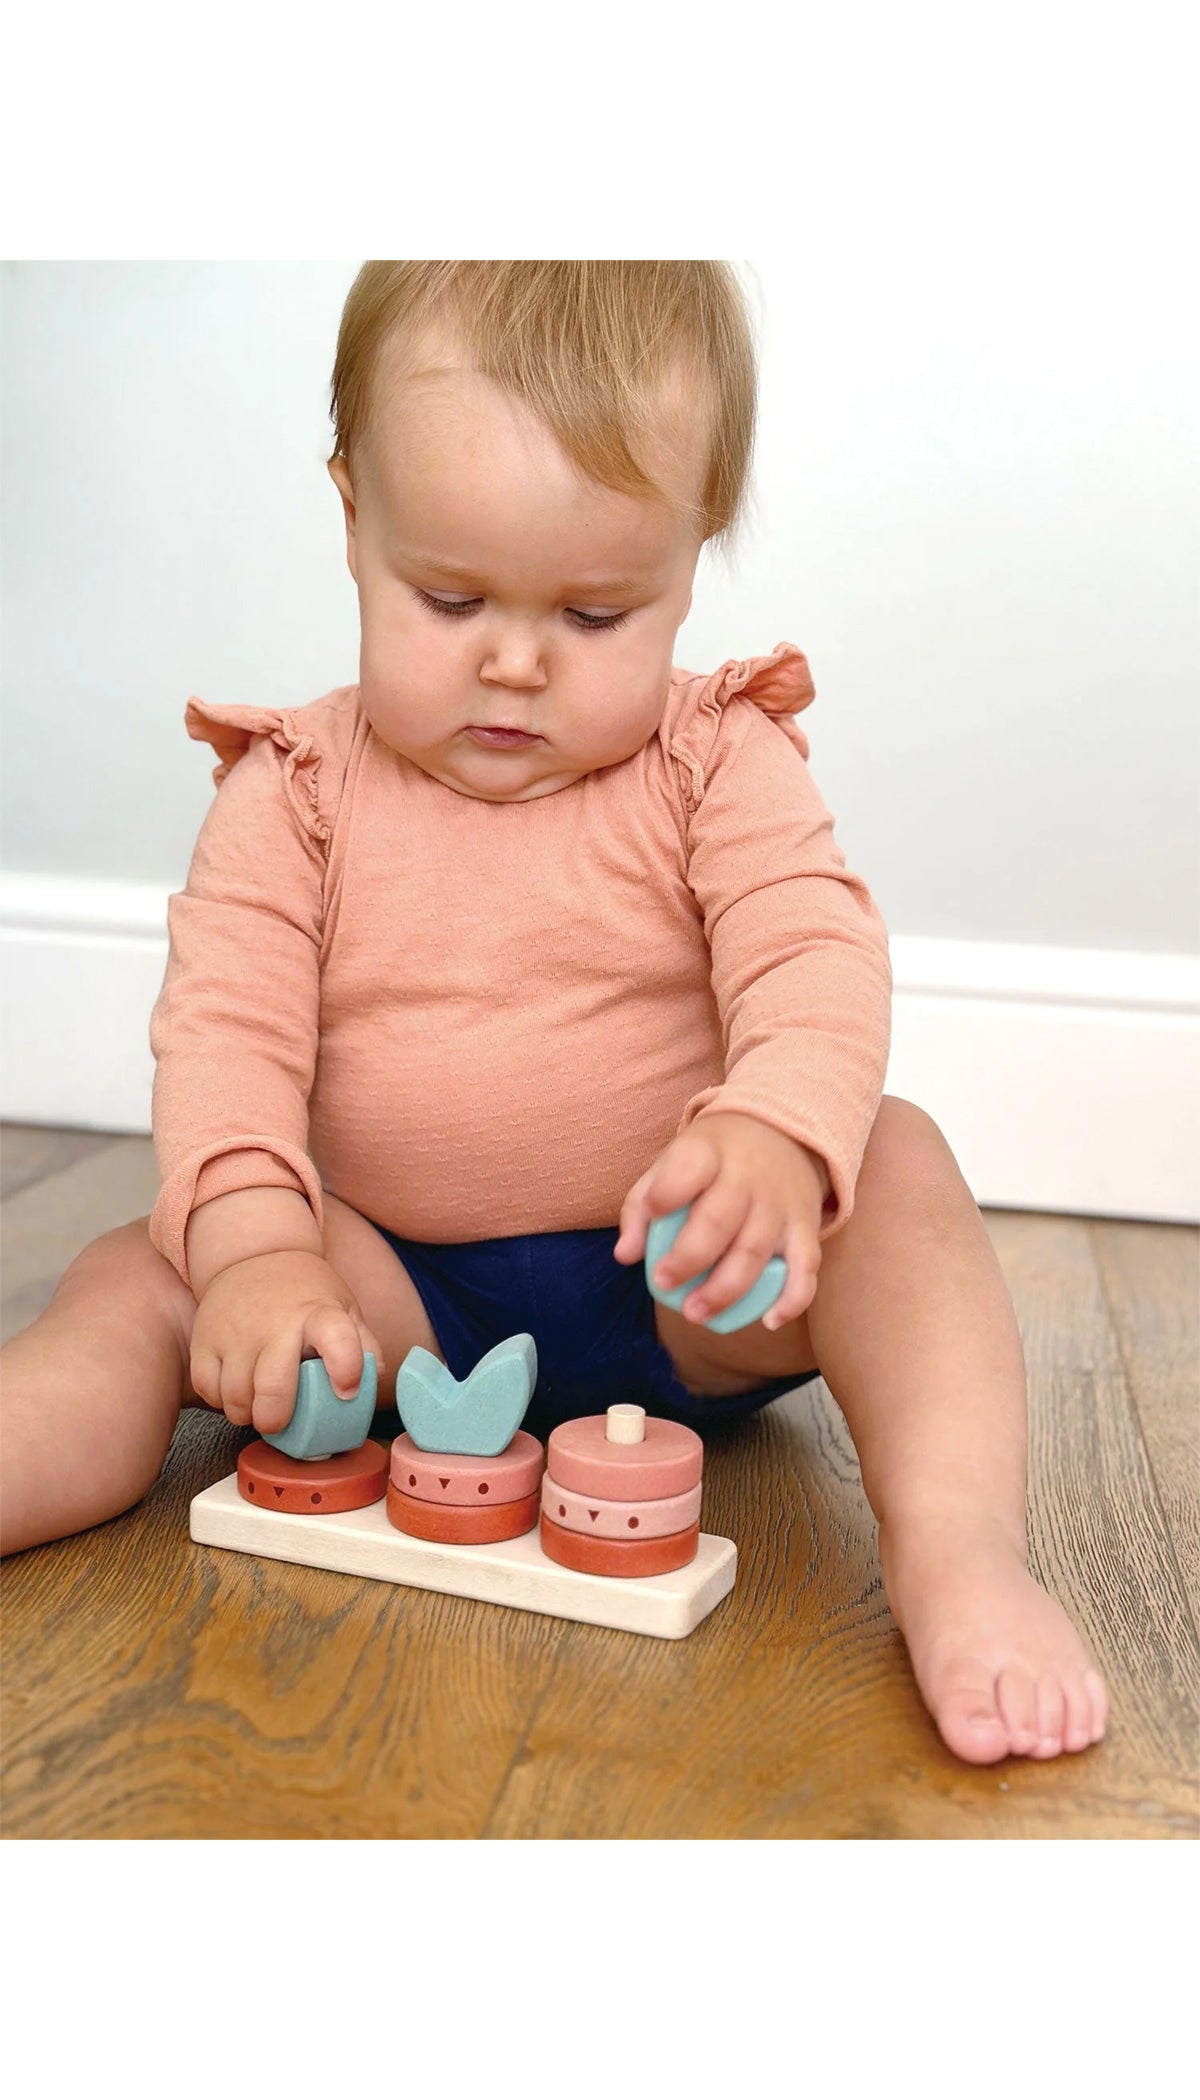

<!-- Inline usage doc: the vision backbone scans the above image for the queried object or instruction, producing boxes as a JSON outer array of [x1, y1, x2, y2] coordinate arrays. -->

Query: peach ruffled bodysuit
[[148, 644, 893, 1293]]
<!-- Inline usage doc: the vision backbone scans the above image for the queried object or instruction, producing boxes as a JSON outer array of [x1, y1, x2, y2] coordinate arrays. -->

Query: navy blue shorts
[[364, 1220, 819, 1441]]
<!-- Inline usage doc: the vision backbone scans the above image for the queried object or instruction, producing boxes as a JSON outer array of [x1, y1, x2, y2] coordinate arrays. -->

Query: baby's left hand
[[613, 1111, 829, 1330]]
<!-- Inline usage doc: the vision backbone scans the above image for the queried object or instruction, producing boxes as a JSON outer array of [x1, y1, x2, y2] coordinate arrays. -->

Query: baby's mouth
[[465, 725, 541, 747]]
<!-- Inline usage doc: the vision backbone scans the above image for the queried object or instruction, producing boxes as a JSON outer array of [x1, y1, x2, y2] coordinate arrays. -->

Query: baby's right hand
[[189, 1250, 383, 1438]]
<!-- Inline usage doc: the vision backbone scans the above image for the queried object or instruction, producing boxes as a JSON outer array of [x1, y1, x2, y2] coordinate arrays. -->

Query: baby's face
[[328, 336, 705, 802]]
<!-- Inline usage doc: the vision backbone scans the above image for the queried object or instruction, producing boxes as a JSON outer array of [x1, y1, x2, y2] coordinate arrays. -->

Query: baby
[[0, 260, 1107, 1765]]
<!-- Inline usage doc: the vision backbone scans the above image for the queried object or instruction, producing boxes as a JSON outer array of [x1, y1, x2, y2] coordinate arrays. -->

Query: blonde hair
[[328, 261, 760, 554]]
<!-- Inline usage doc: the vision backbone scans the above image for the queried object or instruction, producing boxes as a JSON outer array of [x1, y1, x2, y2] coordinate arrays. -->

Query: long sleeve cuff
[[148, 1138, 326, 1293]]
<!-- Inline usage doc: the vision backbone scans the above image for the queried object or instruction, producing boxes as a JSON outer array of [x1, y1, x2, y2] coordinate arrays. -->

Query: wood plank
[[1088, 1220, 1199, 1624], [0, 1406, 561, 1839], [0, 1121, 120, 1201], [0, 1132, 161, 1342], [485, 1213, 1199, 1839], [998, 1211, 1198, 1807], [487, 1378, 941, 1838]]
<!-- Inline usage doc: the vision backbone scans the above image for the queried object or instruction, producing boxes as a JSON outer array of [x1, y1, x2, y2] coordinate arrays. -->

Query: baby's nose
[[480, 638, 548, 688]]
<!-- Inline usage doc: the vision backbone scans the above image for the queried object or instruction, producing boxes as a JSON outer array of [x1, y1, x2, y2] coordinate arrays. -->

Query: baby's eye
[[415, 589, 628, 633], [417, 591, 477, 619]]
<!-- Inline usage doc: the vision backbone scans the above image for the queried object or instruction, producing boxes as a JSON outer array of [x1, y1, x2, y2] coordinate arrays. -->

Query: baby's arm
[[186, 1187, 322, 1297], [149, 723, 329, 1296], [149, 713, 375, 1424], [677, 700, 892, 1240], [616, 692, 893, 1324]]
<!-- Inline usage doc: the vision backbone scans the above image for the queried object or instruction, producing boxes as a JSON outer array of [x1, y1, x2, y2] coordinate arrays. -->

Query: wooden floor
[[2, 1122, 1197, 1840]]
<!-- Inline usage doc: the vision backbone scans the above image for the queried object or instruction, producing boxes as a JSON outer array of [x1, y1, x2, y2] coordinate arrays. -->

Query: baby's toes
[[1032, 1674, 1066, 1757], [933, 1669, 1010, 1765], [996, 1667, 1040, 1756], [1062, 1672, 1098, 1754], [1085, 1668, 1109, 1745]]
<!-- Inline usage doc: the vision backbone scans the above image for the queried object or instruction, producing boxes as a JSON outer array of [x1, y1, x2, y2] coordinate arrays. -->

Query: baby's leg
[[0, 1219, 195, 1556], [805, 1096, 1109, 1765], [0, 1197, 443, 1557]]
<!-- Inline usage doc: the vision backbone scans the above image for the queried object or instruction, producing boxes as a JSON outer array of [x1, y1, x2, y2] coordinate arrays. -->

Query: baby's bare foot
[[878, 1507, 1109, 1765]]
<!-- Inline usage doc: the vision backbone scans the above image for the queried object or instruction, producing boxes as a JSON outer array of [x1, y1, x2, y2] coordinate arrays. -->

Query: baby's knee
[[51, 1215, 195, 1327], [861, 1096, 964, 1206]]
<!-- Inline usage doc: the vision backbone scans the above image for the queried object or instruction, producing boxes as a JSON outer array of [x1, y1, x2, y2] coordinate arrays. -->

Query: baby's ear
[[327, 455, 359, 581]]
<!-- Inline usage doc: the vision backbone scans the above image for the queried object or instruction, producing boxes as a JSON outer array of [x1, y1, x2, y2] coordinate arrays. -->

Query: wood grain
[[2, 1129, 1197, 1840], [0, 1128, 162, 1340], [1, 1409, 563, 1839], [0, 1122, 118, 1202], [1088, 1219, 1199, 1625]]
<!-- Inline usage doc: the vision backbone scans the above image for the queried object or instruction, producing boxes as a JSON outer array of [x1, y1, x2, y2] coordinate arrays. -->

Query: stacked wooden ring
[[540, 1405, 703, 1577], [386, 1430, 545, 1543]]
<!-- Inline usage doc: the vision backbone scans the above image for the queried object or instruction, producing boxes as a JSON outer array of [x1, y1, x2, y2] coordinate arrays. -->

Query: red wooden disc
[[237, 1438, 388, 1515], [538, 1511, 700, 1578], [386, 1482, 541, 1545]]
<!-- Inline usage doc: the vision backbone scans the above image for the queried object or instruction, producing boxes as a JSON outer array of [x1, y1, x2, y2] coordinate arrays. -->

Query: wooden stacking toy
[[539, 1403, 704, 1577], [393, 1336, 537, 1456], [234, 1198, 775, 1524], [387, 1332, 544, 1544], [196, 1331, 737, 1638], [387, 1431, 544, 1543], [237, 1350, 388, 1515]]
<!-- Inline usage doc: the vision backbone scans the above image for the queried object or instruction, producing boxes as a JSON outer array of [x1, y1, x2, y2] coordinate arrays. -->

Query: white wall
[[3, 257, 1196, 951], [1, 262, 363, 884]]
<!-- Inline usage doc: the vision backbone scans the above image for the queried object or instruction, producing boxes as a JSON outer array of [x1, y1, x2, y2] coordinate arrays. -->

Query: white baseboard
[[882, 937, 1198, 1226], [2, 873, 1197, 1225]]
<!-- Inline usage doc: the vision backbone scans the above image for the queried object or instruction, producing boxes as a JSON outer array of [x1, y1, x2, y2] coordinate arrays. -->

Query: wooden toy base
[[190, 1473, 737, 1639]]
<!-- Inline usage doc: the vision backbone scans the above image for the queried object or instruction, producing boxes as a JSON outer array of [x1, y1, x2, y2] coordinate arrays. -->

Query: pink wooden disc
[[539, 1513, 700, 1578], [389, 1430, 544, 1506], [546, 1415, 703, 1501], [541, 1475, 702, 1540]]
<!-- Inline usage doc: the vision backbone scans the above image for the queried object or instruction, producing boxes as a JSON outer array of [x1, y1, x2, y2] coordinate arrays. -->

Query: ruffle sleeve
[[185, 697, 334, 856], [669, 642, 817, 816]]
